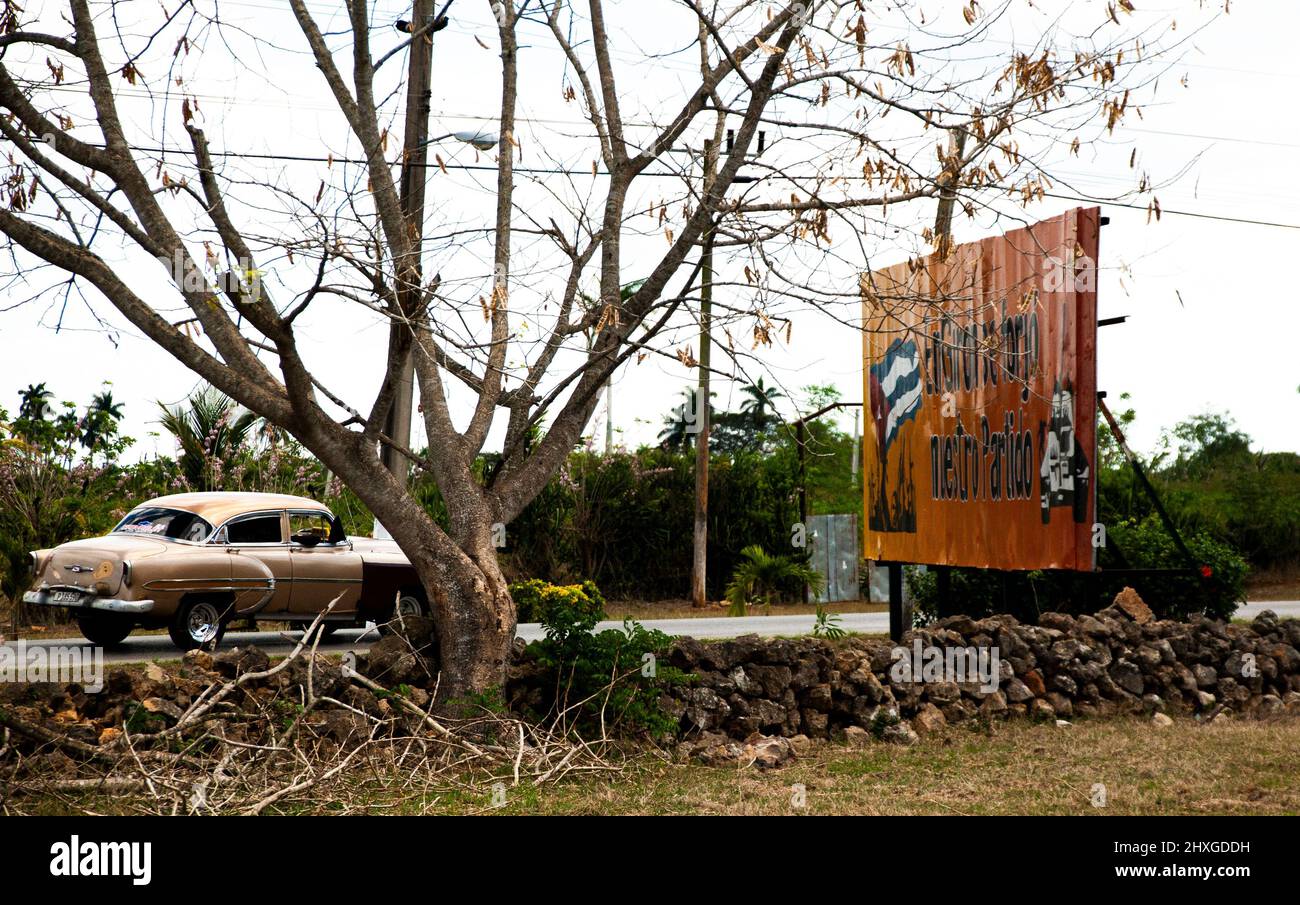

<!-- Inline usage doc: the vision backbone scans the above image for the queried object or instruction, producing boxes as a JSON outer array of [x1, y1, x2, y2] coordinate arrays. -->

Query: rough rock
[[503, 601, 1300, 749], [881, 721, 919, 746], [1029, 698, 1056, 721], [1022, 669, 1047, 697], [743, 734, 797, 769], [1110, 586, 1156, 624], [839, 725, 872, 749], [913, 703, 947, 735]]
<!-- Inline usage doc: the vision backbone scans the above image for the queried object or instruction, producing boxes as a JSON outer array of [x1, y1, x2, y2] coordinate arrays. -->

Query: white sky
[[1, 0, 1297, 463]]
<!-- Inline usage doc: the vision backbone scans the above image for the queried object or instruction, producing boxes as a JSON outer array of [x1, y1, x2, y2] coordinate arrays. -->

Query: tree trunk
[[420, 538, 515, 704], [379, 505, 516, 705], [312, 435, 516, 704]]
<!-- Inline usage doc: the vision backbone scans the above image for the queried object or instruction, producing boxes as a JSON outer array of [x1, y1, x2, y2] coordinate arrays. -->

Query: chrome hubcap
[[187, 602, 221, 643], [396, 596, 423, 619]]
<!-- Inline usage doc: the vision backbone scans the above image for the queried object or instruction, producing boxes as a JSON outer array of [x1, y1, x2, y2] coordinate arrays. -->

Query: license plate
[[50, 589, 86, 604]]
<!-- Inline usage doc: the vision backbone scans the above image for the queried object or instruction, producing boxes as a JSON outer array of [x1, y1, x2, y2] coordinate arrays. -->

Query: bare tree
[[0, 0, 1213, 699]]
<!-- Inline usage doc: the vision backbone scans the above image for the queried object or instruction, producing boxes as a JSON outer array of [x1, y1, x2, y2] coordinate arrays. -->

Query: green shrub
[[812, 604, 847, 639], [520, 579, 689, 737], [905, 517, 1248, 625], [1110, 516, 1248, 620]]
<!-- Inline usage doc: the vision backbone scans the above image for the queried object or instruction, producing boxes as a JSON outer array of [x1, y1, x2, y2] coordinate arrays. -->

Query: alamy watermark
[[889, 639, 1000, 694], [49, 836, 151, 886], [1, 640, 104, 692], [1041, 252, 1097, 294]]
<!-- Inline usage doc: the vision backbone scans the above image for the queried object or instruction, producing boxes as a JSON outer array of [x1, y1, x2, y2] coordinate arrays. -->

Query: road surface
[[5, 601, 1299, 666]]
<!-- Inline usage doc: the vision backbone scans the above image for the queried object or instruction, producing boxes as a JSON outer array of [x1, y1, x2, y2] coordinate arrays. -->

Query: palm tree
[[157, 388, 261, 490], [13, 382, 55, 446], [658, 404, 695, 451], [724, 544, 825, 616], [658, 388, 714, 451], [738, 376, 785, 431], [17, 382, 52, 422], [80, 390, 124, 457]]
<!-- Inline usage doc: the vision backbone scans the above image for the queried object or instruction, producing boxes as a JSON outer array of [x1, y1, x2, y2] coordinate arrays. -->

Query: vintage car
[[23, 492, 429, 650]]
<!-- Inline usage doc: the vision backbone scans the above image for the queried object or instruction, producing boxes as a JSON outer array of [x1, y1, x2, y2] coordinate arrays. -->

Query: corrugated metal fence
[[808, 513, 859, 603]]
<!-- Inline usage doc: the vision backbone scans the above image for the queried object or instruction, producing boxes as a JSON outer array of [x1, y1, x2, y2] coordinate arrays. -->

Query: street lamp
[[422, 130, 498, 152]]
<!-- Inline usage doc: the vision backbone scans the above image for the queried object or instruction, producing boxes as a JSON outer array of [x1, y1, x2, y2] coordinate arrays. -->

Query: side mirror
[[291, 530, 323, 548]]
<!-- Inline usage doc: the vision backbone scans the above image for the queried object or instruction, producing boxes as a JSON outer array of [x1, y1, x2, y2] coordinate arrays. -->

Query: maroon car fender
[[358, 559, 420, 622]]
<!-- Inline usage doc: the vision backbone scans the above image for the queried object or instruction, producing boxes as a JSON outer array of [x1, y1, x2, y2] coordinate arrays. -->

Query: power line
[[1124, 126, 1300, 150], [10, 136, 1298, 232], [134, 142, 1300, 231], [28, 75, 1300, 155], [1030, 190, 1300, 231]]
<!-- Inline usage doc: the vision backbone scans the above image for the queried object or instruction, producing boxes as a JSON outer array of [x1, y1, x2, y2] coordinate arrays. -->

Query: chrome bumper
[[23, 589, 155, 614]]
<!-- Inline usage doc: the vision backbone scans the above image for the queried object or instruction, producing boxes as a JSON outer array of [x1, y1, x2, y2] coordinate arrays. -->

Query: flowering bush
[[509, 579, 606, 635]]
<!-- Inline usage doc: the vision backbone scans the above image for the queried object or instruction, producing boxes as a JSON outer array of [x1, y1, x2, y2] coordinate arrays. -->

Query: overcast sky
[[1, 0, 1296, 463]]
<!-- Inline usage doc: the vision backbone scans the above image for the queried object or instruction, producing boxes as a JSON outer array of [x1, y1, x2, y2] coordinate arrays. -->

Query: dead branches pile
[[0, 619, 627, 815]]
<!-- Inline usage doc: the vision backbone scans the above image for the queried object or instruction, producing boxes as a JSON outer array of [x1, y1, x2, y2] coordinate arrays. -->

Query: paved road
[[6, 601, 1299, 665]]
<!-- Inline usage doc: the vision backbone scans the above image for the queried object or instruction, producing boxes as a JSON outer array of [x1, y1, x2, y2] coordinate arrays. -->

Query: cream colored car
[[24, 492, 428, 650]]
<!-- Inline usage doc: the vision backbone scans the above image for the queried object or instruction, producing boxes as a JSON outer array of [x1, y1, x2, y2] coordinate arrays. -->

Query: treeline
[[3, 383, 1296, 624]]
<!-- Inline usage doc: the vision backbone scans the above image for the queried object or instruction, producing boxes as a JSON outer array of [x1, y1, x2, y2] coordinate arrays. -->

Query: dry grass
[[459, 717, 1300, 816], [15, 714, 1298, 816]]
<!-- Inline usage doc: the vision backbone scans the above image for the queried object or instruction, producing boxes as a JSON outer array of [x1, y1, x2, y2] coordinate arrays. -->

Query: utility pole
[[604, 378, 614, 452], [851, 407, 860, 486], [690, 138, 717, 608], [927, 125, 965, 612], [381, 0, 442, 488], [932, 126, 966, 259]]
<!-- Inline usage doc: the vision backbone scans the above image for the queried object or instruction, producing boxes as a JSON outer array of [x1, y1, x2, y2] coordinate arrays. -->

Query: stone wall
[[654, 592, 1300, 750]]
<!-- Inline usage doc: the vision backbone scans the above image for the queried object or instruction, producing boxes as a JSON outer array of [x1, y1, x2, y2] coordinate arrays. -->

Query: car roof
[[138, 492, 331, 525]]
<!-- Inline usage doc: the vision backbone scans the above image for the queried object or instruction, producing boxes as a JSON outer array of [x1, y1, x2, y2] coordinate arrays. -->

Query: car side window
[[225, 514, 283, 545], [289, 511, 335, 546]]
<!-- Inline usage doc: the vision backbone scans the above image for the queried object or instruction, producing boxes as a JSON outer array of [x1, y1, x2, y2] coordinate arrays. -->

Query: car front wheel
[[169, 596, 229, 651], [302, 622, 341, 641], [76, 613, 133, 648]]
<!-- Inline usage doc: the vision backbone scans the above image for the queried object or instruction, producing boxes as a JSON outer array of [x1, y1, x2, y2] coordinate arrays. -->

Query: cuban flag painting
[[868, 338, 922, 456]]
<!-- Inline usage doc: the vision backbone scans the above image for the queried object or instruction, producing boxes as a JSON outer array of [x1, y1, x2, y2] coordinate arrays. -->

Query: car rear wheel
[[76, 613, 133, 648], [169, 596, 229, 651], [379, 592, 429, 636]]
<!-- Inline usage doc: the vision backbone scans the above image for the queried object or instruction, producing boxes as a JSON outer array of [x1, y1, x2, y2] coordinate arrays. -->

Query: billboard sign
[[861, 207, 1100, 570]]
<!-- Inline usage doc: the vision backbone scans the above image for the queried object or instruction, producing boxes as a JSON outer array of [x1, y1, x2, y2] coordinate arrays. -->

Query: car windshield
[[112, 507, 214, 543]]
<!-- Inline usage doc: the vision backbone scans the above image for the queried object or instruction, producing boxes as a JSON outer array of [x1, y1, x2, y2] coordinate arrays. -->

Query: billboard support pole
[[887, 562, 904, 641], [935, 566, 952, 618], [1097, 395, 1199, 572]]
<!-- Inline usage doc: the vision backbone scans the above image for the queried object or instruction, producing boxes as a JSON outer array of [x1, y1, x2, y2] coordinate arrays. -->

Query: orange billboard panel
[[861, 207, 1099, 571]]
